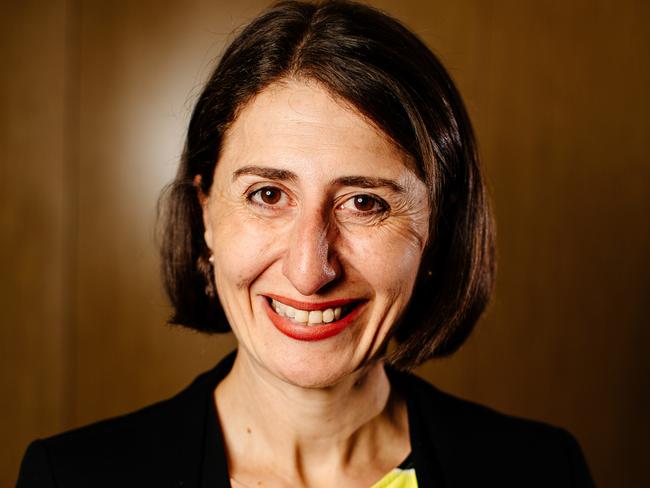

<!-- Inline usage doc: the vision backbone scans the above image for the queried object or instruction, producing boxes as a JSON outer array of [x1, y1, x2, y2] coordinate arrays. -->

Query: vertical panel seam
[[61, 0, 81, 429]]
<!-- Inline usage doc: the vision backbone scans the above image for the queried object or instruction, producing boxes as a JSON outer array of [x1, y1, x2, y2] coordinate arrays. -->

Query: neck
[[215, 349, 409, 485]]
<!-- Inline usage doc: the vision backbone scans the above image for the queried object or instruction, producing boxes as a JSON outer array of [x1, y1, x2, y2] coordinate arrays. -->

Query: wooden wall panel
[[2, 1, 648, 486], [0, 1, 69, 485], [70, 0, 253, 426], [386, 1, 650, 486]]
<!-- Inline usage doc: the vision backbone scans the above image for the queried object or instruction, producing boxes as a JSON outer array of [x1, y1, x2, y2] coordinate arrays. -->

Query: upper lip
[[263, 294, 363, 311]]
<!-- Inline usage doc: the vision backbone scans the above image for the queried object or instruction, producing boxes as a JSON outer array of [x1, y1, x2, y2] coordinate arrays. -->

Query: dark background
[[2, 1, 648, 486]]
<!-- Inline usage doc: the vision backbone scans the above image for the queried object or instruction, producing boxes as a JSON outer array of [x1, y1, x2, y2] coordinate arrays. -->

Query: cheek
[[209, 208, 282, 290], [342, 224, 424, 300]]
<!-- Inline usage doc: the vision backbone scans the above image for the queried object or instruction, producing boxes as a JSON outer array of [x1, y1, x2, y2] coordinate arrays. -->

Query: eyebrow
[[332, 175, 405, 194], [232, 165, 405, 194], [232, 166, 297, 182]]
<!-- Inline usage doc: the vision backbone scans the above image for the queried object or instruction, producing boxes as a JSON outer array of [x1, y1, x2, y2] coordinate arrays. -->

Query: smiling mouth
[[266, 297, 356, 326], [262, 294, 366, 341]]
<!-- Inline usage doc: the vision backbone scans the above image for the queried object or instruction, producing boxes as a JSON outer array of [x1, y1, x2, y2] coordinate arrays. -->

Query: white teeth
[[270, 299, 347, 326], [308, 310, 323, 325], [272, 299, 284, 315], [294, 309, 309, 323], [322, 309, 334, 323]]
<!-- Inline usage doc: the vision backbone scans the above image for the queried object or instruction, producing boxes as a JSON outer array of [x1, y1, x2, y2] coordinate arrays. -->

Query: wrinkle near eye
[[335, 184, 429, 248]]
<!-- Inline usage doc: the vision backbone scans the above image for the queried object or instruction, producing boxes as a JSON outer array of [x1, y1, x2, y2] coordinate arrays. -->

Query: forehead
[[217, 79, 413, 179]]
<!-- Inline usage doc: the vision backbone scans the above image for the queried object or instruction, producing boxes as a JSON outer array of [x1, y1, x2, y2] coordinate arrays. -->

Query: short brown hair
[[158, 0, 495, 369]]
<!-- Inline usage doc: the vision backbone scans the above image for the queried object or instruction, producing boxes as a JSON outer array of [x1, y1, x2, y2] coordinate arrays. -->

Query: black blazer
[[17, 352, 594, 487]]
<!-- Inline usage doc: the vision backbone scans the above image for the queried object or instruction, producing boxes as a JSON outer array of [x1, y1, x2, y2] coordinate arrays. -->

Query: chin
[[262, 347, 360, 390]]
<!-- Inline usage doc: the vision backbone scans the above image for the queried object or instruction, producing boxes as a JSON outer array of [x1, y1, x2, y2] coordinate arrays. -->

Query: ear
[[193, 174, 207, 204], [193, 175, 213, 249]]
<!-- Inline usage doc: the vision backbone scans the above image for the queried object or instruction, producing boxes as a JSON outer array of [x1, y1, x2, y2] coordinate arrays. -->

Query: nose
[[282, 208, 340, 296]]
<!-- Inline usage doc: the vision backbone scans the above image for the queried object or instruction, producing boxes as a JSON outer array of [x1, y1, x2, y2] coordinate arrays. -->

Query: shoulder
[[390, 369, 594, 487], [17, 400, 165, 486], [17, 358, 231, 488], [399, 369, 558, 439]]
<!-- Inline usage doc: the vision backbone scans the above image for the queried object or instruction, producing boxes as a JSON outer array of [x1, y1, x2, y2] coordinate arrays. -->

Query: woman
[[18, 1, 594, 486]]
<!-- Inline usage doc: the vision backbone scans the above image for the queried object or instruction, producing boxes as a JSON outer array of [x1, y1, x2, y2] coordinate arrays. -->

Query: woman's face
[[202, 80, 430, 388]]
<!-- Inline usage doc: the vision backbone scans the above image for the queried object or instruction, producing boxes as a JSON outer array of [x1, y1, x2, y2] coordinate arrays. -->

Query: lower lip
[[262, 298, 365, 341]]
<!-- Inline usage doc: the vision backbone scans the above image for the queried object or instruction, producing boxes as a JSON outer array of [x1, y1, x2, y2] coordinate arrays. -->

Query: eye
[[339, 194, 388, 214], [247, 186, 289, 208]]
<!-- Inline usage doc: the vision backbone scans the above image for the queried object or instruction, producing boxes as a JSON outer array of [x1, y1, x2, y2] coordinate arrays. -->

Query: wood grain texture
[[0, 1, 69, 485], [2, 1, 647, 486], [71, 0, 244, 427], [398, 1, 649, 486]]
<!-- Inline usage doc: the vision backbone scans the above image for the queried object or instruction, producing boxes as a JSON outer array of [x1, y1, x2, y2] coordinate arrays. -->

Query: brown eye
[[353, 195, 377, 212], [259, 187, 281, 204], [248, 186, 289, 209], [338, 194, 388, 217]]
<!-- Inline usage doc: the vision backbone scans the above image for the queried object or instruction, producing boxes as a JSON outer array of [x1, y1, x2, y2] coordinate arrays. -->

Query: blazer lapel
[[164, 351, 237, 487], [390, 368, 450, 487]]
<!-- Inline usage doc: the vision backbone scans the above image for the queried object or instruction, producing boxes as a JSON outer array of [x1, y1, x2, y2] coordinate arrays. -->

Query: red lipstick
[[261, 296, 366, 341], [264, 294, 359, 311]]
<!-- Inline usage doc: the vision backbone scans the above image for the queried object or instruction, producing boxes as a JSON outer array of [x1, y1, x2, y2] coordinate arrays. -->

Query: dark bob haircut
[[159, 0, 495, 370]]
